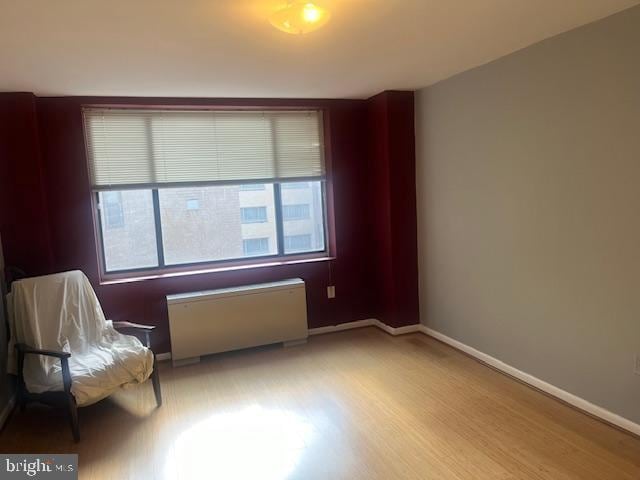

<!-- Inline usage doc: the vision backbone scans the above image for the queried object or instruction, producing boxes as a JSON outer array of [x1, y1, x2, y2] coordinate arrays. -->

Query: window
[[281, 181, 325, 254], [85, 108, 328, 274], [240, 206, 268, 224], [281, 182, 310, 189], [159, 186, 277, 265], [284, 234, 312, 252], [97, 190, 159, 272], [186, 199, 200, 211], [240, 184, 266, 191], [282, 204, 310, 221], [102, 191, 125, 229], [243, 238, 270, 257]]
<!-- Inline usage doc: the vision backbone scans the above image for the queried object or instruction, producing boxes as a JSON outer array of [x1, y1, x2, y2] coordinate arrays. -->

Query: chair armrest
[[112, 322, 155, 349], [15, 343, 71, 359], [15, 343, 74, 400], [112, 321, 155, 331]]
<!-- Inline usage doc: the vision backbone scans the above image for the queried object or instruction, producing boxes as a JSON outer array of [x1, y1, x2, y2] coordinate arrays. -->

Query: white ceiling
[[1, 0, 638, 99]]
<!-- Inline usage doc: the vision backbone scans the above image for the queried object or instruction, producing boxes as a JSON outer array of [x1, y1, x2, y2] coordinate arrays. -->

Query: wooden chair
[[15, 321, 161, 442], [8, 272, 162, 442]]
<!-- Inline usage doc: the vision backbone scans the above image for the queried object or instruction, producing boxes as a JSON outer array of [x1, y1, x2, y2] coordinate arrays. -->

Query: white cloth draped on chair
[[7, 270, 154, 406]]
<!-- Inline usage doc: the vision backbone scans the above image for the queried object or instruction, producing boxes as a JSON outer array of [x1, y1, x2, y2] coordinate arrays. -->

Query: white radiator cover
[[167, 278, 308, 364]]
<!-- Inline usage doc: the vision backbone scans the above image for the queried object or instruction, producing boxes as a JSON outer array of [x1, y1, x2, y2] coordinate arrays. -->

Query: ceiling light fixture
[[269, 1, 331, 35]]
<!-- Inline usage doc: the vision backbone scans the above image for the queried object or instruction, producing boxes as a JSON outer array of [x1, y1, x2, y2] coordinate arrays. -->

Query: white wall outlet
[[327, 285, 336, 299], [635, 354, 640, 376]]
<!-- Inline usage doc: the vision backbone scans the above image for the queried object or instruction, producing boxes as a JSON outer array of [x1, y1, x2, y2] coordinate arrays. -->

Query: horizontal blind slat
[[83, 108, 324, 187]]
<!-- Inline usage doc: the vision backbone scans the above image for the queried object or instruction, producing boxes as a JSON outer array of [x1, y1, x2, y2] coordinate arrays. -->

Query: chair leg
[[16, 349, 27, 412], [151, 366, 162, 407], [18, 395, 27, 413], [66, 393, 80, 442], [60, 356, 79, 442]]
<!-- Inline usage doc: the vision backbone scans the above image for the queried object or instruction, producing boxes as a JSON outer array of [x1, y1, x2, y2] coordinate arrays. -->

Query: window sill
[[99, 255, 335, 286]]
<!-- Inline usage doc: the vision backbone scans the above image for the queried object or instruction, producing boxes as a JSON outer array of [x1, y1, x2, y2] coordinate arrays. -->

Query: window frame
[[93, 179, 330, 278]]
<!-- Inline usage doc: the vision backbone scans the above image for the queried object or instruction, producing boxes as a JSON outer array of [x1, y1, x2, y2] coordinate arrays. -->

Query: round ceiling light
[[269, 1, 331, 34]]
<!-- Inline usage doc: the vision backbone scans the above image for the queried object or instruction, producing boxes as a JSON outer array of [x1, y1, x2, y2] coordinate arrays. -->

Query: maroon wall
[[366, 91, 420, 327], [0, 93, 53, 276], [0, 91, 418, 353]]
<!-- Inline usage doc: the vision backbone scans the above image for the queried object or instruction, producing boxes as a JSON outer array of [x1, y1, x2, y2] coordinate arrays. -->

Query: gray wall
[[416, 5, 640, 424]]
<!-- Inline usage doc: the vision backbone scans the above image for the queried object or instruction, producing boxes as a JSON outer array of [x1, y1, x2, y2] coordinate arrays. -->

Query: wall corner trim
[[308, 319, 376, 335], [309, 319, 421, 336], [371, 320, 421, 336], [420, 324, 640, 437]]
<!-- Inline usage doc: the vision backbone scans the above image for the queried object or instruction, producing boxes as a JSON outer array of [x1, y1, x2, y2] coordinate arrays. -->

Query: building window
[[281, 182, 310, 189], [282, 204, 310, 221], [102, 191, 125, 229], [84, 108, 328, 274], [243, 238, 270, 257], [186, 199, 200, 210], [284, 234, 312, 253], [240, 184, 266, 191], [240, 206, 268, 224]]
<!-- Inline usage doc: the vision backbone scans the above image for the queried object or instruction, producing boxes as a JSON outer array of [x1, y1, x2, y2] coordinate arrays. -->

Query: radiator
[[167, 278, 308, 365]]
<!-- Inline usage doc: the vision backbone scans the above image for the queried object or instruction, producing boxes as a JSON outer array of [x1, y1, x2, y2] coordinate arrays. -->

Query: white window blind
[[83, 108, 324, 189]]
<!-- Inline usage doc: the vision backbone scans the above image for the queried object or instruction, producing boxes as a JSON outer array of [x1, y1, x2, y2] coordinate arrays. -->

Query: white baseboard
[[308, 319, 376, 335], [420, 325, 640, 437], [309, 319, 422, 337], [0, 394, 16, 430], [372, 320, 421, 336], [156, 352, 172, 362], [172, 356, 201, 368]]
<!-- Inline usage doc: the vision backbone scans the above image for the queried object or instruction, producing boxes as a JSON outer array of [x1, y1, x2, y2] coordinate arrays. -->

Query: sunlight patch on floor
[[164, 406, 315, 480]]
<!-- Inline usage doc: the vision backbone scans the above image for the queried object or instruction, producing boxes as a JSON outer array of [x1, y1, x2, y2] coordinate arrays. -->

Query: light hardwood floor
[[1, 327, 639, 479]]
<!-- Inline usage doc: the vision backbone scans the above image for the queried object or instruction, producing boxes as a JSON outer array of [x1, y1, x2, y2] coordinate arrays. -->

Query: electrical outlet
[[635, 354, 640, 376], [327, 285, 336, 299]]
